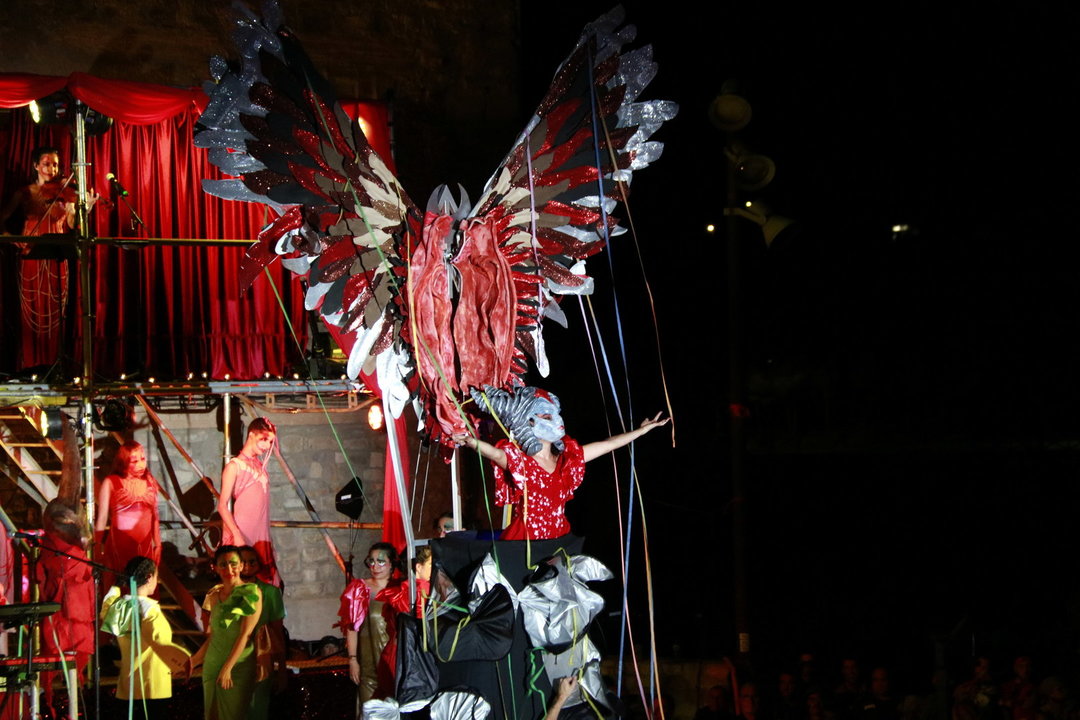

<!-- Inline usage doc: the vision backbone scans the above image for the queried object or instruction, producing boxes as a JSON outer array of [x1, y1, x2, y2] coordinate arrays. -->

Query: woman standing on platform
[[337, 542, 410, 707], [0, 146, 97, 369], [95, 441, 162, 580], [189, 545, 263, 720], [219, 418, 280, 586]]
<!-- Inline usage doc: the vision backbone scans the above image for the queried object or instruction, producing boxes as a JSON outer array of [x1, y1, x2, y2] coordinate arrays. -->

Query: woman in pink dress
[[95, 441, 162, 578], [219, 418, 280, 586]]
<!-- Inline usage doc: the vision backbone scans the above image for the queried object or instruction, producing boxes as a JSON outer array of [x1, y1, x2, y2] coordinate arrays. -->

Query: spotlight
[[95, 397, 134, 432], [30, 91, 112, 137], [29, 91, 73, 125], [81, 106, 113, 137], [724, 201, 797, 249], [709, 91, 752, 133], [36, 407, 64, 440], [367, 404, 384, 432]]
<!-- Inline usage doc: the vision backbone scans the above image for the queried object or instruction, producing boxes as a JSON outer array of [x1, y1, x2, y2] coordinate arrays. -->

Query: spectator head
[[238, 545, 261, 581], [412, 546, 433, 581], [870, 668, 889, 699], [122, 555, 158, 595], [433, 512, 455, 537]]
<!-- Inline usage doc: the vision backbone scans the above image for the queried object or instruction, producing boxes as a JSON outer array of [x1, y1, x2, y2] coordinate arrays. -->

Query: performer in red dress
[[454, 386, 668, 540], [336, 543, 410, 707], [0, 147, 98, 369], [95, 441, 162, 580], [37, 499, 95, 711]]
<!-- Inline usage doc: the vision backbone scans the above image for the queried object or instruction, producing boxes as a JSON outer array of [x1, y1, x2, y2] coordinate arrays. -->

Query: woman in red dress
[[337, 542, 410, 708], [0, 146, 98, 368], [454, 386, 668, 540], [95, 441, 162, 578]]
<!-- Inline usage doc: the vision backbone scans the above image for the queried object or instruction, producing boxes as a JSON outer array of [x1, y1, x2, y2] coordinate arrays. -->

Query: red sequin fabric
[[493, 437, 584, 540]]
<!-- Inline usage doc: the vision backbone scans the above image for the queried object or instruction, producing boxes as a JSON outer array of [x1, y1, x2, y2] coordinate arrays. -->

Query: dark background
[[506, 1, 1080, 685]]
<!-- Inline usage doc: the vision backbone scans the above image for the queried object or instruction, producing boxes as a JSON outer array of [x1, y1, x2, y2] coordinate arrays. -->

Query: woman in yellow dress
[[100, 555, 188, 720]]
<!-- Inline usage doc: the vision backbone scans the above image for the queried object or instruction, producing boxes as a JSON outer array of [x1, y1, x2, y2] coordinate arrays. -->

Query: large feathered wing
[[461, 5, 678, 388], [194, 2, 419, 408], [195, 3, 676, 446]]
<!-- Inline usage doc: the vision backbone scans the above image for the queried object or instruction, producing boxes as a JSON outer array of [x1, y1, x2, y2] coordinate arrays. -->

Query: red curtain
[[0, 73, 393, 380]]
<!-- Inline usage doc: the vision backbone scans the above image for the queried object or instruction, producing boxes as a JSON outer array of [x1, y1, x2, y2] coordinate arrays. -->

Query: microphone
[[8, 529, 44, 539], [106, 172, 129, 197]]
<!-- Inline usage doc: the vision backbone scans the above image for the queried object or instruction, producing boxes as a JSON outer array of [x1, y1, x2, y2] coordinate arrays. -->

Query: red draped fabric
[[0, 73, 393, 380]]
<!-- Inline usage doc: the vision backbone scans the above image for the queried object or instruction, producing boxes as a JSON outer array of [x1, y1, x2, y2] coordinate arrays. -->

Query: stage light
[[30, 91, 112, 137], [36, 407, 64, 440], [709, 91, 752, 133], [735, 153, 776, 192], [29, 91, 73, 125], [724, 201, 796, 249], [81, 107, 113, 137], [95, 397, 134, 432], [367, 403, 384, 431]]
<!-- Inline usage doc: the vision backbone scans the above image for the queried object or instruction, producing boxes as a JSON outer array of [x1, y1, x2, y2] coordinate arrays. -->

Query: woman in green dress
[[189, 545, 263, 720]]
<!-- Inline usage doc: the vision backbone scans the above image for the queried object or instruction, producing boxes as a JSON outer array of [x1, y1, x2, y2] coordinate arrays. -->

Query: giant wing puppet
[[195, 1, 677, 446]]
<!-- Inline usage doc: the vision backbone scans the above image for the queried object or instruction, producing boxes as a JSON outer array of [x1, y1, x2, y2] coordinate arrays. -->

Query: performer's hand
[[554, 676, 578, 701], [348, 656, 361, 685], [218, 664, 234, 690], [86, 188, 99, 211], [638, 412, 669, 432], [451, 433, 477, 450]]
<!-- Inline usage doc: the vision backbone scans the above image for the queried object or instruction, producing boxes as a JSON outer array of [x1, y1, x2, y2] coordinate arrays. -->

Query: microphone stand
[[112, 181, 144, 231]]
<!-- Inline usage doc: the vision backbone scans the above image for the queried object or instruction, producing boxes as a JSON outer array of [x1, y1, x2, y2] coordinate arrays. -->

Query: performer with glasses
[[336, 542, 410, 708]]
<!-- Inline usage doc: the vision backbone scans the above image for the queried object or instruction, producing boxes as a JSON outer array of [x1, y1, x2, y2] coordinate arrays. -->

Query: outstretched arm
[[582, 412, 669, 463], [452, 434, 508, 470]]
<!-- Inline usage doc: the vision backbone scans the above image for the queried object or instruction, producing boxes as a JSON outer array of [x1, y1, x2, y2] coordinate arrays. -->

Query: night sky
[[511, 1, 1080, 684]]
